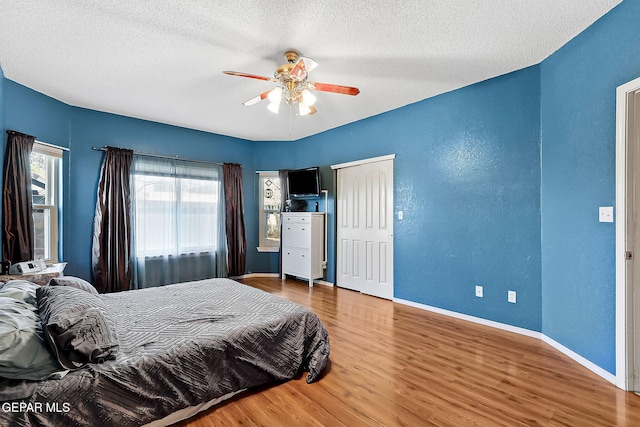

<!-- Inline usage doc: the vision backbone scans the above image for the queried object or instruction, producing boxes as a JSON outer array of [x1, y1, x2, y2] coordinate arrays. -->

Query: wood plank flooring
[[177, 277, 640, 426]]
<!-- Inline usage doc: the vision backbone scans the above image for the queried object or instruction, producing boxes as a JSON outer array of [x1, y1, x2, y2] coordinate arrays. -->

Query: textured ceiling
[[0, 1, 621, 141]]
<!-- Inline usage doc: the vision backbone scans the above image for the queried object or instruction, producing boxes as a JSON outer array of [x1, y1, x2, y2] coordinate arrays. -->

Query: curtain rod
[[6, 130, 69, 152], [92, 146, 224, 166]]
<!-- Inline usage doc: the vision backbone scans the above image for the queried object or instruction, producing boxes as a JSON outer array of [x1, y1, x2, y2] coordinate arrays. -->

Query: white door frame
[[615, 76, 640, 390], [331, 154, 397, 170], [332, 154, 396, 298]]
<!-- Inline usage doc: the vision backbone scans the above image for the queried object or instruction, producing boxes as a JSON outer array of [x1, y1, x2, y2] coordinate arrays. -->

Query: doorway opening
[[615, 76, 640, 391]]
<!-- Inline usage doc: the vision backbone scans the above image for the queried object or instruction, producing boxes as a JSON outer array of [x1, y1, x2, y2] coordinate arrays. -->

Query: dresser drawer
[[282, 223, 311, 248], [283, 214, 310, 225], [282, 247, 310, 276]]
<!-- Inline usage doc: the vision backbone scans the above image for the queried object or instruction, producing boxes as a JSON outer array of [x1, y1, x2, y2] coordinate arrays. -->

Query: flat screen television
[[287, 167, 321, 198]]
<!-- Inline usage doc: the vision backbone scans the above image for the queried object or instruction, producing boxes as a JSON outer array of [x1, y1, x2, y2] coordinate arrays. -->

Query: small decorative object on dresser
[[281, 212, 325, 286]]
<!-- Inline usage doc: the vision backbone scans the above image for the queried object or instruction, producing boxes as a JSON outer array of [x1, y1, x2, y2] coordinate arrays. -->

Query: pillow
[[48, 276, 99, 295], [37, 286, 119, 370], [0, 281, 67, 380], [0, 280, 39, 305]]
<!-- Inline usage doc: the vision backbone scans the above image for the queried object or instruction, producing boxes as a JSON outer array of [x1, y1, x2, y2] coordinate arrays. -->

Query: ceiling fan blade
[[243, 90, 272, 106], [290, 56, 318, 82], [312, 82, 360, 96], [308, 105, 318, 115], [223, 71, 276, 82]]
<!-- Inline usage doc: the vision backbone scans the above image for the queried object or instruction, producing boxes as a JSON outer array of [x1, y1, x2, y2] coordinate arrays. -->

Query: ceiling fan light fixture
[[301, 89, 317, 106], [267, 101, 280, 114], [266, 87, 282, 113], [298, 102, 312, 116], [224, 50, 360, 117], [267, 87, 282, 104]]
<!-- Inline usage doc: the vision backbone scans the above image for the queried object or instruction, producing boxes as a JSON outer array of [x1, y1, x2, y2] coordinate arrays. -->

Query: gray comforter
[[0, 278, 330, 426]]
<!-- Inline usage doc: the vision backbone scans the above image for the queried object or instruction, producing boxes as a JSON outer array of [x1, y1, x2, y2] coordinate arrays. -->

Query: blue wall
[[65, 108, 256, 280], [0, 81, 256, 280], [541, 0, 640, 375], [1, 80, 72, 261], [255, 66, 542, 331], [0, 64, 543, 333]]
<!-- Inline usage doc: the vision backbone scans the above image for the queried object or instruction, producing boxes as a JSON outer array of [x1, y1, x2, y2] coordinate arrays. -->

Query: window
[[131, 156, 226, 287], [258, 172, 281, 252], [31, 142, 63, 262]]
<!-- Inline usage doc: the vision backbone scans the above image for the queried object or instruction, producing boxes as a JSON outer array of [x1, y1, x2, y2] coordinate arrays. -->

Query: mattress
[[0, 278, 330, 426]]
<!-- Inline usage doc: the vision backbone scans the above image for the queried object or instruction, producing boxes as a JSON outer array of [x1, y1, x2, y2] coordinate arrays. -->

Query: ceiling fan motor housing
[[275, 51, 305, 104]]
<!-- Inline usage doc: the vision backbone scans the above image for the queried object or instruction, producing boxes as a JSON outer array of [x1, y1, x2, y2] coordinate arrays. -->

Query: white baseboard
[[393, 297, 616, 385], [394, 298, 541, 339], [541, 335, 617, 384]]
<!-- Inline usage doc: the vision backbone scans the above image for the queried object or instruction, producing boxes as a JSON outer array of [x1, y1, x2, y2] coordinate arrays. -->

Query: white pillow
[[0, 281, 67, 380]]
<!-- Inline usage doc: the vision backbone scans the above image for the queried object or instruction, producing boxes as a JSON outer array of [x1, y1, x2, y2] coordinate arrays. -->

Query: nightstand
[[0, 262, 66, 286]]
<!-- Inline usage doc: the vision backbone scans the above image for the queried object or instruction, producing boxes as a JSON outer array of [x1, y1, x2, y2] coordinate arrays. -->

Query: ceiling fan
[[223, 50, 360, 116]]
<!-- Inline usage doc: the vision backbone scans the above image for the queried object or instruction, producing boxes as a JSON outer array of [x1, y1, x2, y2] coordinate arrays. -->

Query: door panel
[[336, 159, 393, 299]]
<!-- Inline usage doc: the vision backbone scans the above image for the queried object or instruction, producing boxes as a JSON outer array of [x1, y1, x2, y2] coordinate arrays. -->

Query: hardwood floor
[[177, 277, 640, 426]]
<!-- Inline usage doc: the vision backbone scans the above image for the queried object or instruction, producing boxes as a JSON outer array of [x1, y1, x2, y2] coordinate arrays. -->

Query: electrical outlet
[[599, 206, 614, 223], [475, 285, 483, 298], [508, 290, 517, 304]]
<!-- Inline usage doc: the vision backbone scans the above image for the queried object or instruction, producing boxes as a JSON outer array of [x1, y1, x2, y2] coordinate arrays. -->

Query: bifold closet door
[[336, 159, 393, 300]]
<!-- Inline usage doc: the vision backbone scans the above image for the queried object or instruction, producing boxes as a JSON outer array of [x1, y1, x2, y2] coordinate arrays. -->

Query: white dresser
[[281, 212, 325, 286]]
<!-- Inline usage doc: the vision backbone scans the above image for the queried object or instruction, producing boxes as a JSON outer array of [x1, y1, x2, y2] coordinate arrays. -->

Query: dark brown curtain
[[92, 147, 133, 293], [2, 130, 35, 263], [223, 163, 246, 277]]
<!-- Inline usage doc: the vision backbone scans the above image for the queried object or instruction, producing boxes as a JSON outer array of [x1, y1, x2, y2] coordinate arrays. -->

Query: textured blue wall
[[66, 108, 256, 280], [3, 81, 72, 147], [0, 66, 4, 137], [255, 65, 542, 331], [0, 81, 256, 280], [541, 0, 640, 375], [2, 80, 72, 262]]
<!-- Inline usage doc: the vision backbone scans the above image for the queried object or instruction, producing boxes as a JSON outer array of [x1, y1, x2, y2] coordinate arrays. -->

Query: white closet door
[[336, 158, 394, 300]]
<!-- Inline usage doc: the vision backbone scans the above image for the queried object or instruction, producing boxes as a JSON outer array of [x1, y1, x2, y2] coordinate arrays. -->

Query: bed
[[0, 277, 330, 426]]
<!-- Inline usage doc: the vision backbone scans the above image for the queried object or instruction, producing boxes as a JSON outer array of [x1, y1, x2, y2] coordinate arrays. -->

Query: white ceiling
[[0, 1, 621, 142]]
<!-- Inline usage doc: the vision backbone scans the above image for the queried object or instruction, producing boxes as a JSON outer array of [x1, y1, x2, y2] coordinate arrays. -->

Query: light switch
[[398, 211, 403, 220], [599, 206, 614, 223]]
